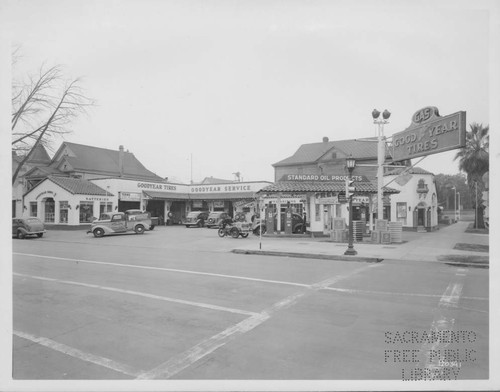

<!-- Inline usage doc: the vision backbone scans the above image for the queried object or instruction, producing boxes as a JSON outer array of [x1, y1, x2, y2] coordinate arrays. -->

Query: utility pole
[[372, 109, 391, 221]]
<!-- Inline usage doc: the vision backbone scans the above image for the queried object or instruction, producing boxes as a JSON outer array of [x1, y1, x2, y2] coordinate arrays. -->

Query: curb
[[231, 249, 383, 263], [443, 261, 489, 269]]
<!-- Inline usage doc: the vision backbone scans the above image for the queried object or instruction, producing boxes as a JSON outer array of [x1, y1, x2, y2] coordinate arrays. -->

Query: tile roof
[[258, 181, 399, 194], [273, 138, 390, 166], [56, 142, 164, 181], [47, 176, 112, 195], [385, 166, 434, 176], [198, 177, 235, 184]]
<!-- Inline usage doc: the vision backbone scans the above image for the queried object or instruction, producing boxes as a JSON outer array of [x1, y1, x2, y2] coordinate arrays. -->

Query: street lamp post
[[372, 109, 391, 222], [344, 156, 357, 256], [457, 192, 461, 220], [451, 186, 457, 222]]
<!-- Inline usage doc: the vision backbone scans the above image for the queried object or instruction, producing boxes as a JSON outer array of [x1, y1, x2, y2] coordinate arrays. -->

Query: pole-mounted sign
[[391, 107, 466, 161]]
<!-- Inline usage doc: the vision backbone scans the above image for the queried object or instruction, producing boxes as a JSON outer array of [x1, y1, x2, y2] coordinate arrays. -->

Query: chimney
[[322, 137, 329, 143], [118, 145, 124, 177]]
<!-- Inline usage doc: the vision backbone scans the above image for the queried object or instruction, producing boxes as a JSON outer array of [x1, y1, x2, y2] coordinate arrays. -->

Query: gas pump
[[265, 205, 274, 233], [284, 205, 293, 234]]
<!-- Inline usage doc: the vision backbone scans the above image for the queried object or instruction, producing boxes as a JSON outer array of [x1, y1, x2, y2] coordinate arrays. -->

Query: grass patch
[[438, 254, 489, 264], [465, 223, 489, 234], [454, 243, 489, 253]]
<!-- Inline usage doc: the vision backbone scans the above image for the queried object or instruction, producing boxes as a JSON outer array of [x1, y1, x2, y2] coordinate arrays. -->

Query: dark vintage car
[[182, 211, 209, 228], [12, 217, 46, 239], [252, 212, 305, 235], [205, 212, 231, 228]]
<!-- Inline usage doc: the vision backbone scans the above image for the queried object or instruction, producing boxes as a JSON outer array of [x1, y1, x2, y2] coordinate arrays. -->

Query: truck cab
[[87, 210, 153, 237]]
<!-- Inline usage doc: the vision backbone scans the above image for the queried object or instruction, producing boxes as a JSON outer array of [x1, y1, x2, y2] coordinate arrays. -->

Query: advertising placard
[[391, 107, 466, 161]]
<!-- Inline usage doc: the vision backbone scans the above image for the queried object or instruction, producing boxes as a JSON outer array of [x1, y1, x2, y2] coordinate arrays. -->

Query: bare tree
[[12, 58, 94, 184]]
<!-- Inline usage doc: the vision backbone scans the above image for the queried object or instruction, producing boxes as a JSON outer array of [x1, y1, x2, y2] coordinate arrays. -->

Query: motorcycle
[[218, 219, 250, 238]]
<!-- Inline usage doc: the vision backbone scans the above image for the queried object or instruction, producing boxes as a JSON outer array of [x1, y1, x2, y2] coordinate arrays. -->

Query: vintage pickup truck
[[87, 209, 153, 237]]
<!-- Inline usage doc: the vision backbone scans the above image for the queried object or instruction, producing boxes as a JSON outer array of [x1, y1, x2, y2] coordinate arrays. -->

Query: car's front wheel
[[93, 228, 104, 238], [37, 233, 44, 238], [135, 225, 145, 234], [17, 230, 25, 239]]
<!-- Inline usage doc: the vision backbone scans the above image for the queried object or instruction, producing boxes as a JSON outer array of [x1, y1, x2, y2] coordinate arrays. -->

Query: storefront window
[[79, 202, 94, 223], [315, 204, 321, 221], [396, 202, 407, 225], [44, 198, 55, 223], [30, 202, 37, 217], [99, 202, 113, 218], [59, 201, 69, 223]]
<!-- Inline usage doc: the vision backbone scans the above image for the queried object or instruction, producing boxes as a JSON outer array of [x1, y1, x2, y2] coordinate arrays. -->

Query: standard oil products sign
[[391, 107, 466, 161]]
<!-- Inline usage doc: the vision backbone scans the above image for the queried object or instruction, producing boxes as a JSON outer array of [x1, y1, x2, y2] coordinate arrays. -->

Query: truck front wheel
[[93, 228, 104, 238], [135, 225, 145, 234]]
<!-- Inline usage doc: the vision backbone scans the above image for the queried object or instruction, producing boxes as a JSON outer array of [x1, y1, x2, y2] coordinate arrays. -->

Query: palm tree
[[454, 123, 489, 228]]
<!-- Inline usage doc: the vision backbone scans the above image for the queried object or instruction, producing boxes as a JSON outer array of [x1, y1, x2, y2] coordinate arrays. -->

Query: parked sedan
[[12, 217, 46, 239], [182, 211, 209, 228], [205, 212, 231, 228]]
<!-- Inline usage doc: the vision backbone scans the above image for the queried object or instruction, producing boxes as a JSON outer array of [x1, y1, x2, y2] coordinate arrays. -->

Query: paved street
[[12, 226, 488, 381]]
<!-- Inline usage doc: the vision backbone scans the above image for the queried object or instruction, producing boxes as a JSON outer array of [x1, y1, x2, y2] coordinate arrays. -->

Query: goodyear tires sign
[[391, 107, 466, 161]]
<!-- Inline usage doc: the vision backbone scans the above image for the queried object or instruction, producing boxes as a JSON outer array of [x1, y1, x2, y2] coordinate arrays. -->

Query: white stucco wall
[[385, 173, 438, 228]]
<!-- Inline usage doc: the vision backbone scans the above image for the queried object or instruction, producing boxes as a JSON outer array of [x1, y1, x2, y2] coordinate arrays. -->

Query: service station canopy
[[390, 107, 466, 161]]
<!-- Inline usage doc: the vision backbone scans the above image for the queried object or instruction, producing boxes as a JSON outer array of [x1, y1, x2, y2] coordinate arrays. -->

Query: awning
[[143, 190, 257, 201], [188, 192, 256, 200], [257, 181, 399, 195], [142, 191, 191, 200]]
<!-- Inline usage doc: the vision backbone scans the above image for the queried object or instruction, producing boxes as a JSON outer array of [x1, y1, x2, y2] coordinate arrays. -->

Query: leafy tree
[[434, 173, 470, 210], [11, 50, 94, 185], [454, 123, 489, 228]]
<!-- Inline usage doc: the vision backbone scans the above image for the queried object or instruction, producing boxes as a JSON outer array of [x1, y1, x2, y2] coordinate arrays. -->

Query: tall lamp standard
[[451, 186, 457, 222], [344, 156, 357, 256], [372, 109, 391, 221]]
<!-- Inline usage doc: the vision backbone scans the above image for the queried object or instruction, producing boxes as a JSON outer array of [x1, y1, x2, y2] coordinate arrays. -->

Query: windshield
[[25, 218, 41, 223]]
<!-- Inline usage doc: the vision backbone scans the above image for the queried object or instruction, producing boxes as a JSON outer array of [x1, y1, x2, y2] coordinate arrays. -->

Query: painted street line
[[14, 273, 258, 317], [14, 330, 141, 378], [421, 269, 467, 372], [324, 287, 487, 301], [136, 264, 378, 379], [14, 252, 310, 288]]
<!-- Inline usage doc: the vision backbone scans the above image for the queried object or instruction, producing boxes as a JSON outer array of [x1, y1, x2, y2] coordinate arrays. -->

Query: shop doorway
[[169, 201, 186, 224], [118, 200, 140, 211], [146, 200, 165, 224]]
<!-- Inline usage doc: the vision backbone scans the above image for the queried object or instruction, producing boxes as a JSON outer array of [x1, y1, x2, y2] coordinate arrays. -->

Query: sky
[[2, 0, 498, 184]]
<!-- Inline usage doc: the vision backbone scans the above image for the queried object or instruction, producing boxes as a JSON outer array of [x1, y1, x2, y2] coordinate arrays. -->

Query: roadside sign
[[391, 107, 466, 161]]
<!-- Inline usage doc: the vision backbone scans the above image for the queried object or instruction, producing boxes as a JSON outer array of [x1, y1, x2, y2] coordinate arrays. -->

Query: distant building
[[15, 142, 271, 226], [384, 167, 438, 230], [258, 136, 437, 235]]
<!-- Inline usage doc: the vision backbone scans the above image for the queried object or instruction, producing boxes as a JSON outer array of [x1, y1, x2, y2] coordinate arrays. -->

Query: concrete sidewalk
[[232, 221, 489, 265]]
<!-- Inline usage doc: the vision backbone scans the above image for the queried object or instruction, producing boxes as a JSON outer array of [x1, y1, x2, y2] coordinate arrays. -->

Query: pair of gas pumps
[[263, 205, 294, 234]]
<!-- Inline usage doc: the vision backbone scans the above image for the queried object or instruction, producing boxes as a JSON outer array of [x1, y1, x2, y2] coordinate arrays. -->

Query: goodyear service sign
[[391, 107, 466, 161]]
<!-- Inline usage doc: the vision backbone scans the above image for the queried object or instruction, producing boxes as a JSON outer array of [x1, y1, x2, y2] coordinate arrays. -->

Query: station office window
[[79, 202, 94, 223], [396, 202, 407, 225], [59, 201, 69, 223], [100, 201, 112, 217], [29, 202, 37, 217]]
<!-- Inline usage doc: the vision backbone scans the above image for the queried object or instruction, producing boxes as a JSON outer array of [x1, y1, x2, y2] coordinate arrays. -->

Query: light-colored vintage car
[[87, 210, 153, 237]]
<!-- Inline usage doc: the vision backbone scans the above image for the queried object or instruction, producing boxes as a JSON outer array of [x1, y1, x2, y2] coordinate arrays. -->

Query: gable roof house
[[12, 144, 53, 218], [272, 136, 397, 182], [14, 142, 166, 222], [50, 143, 164, 182]]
